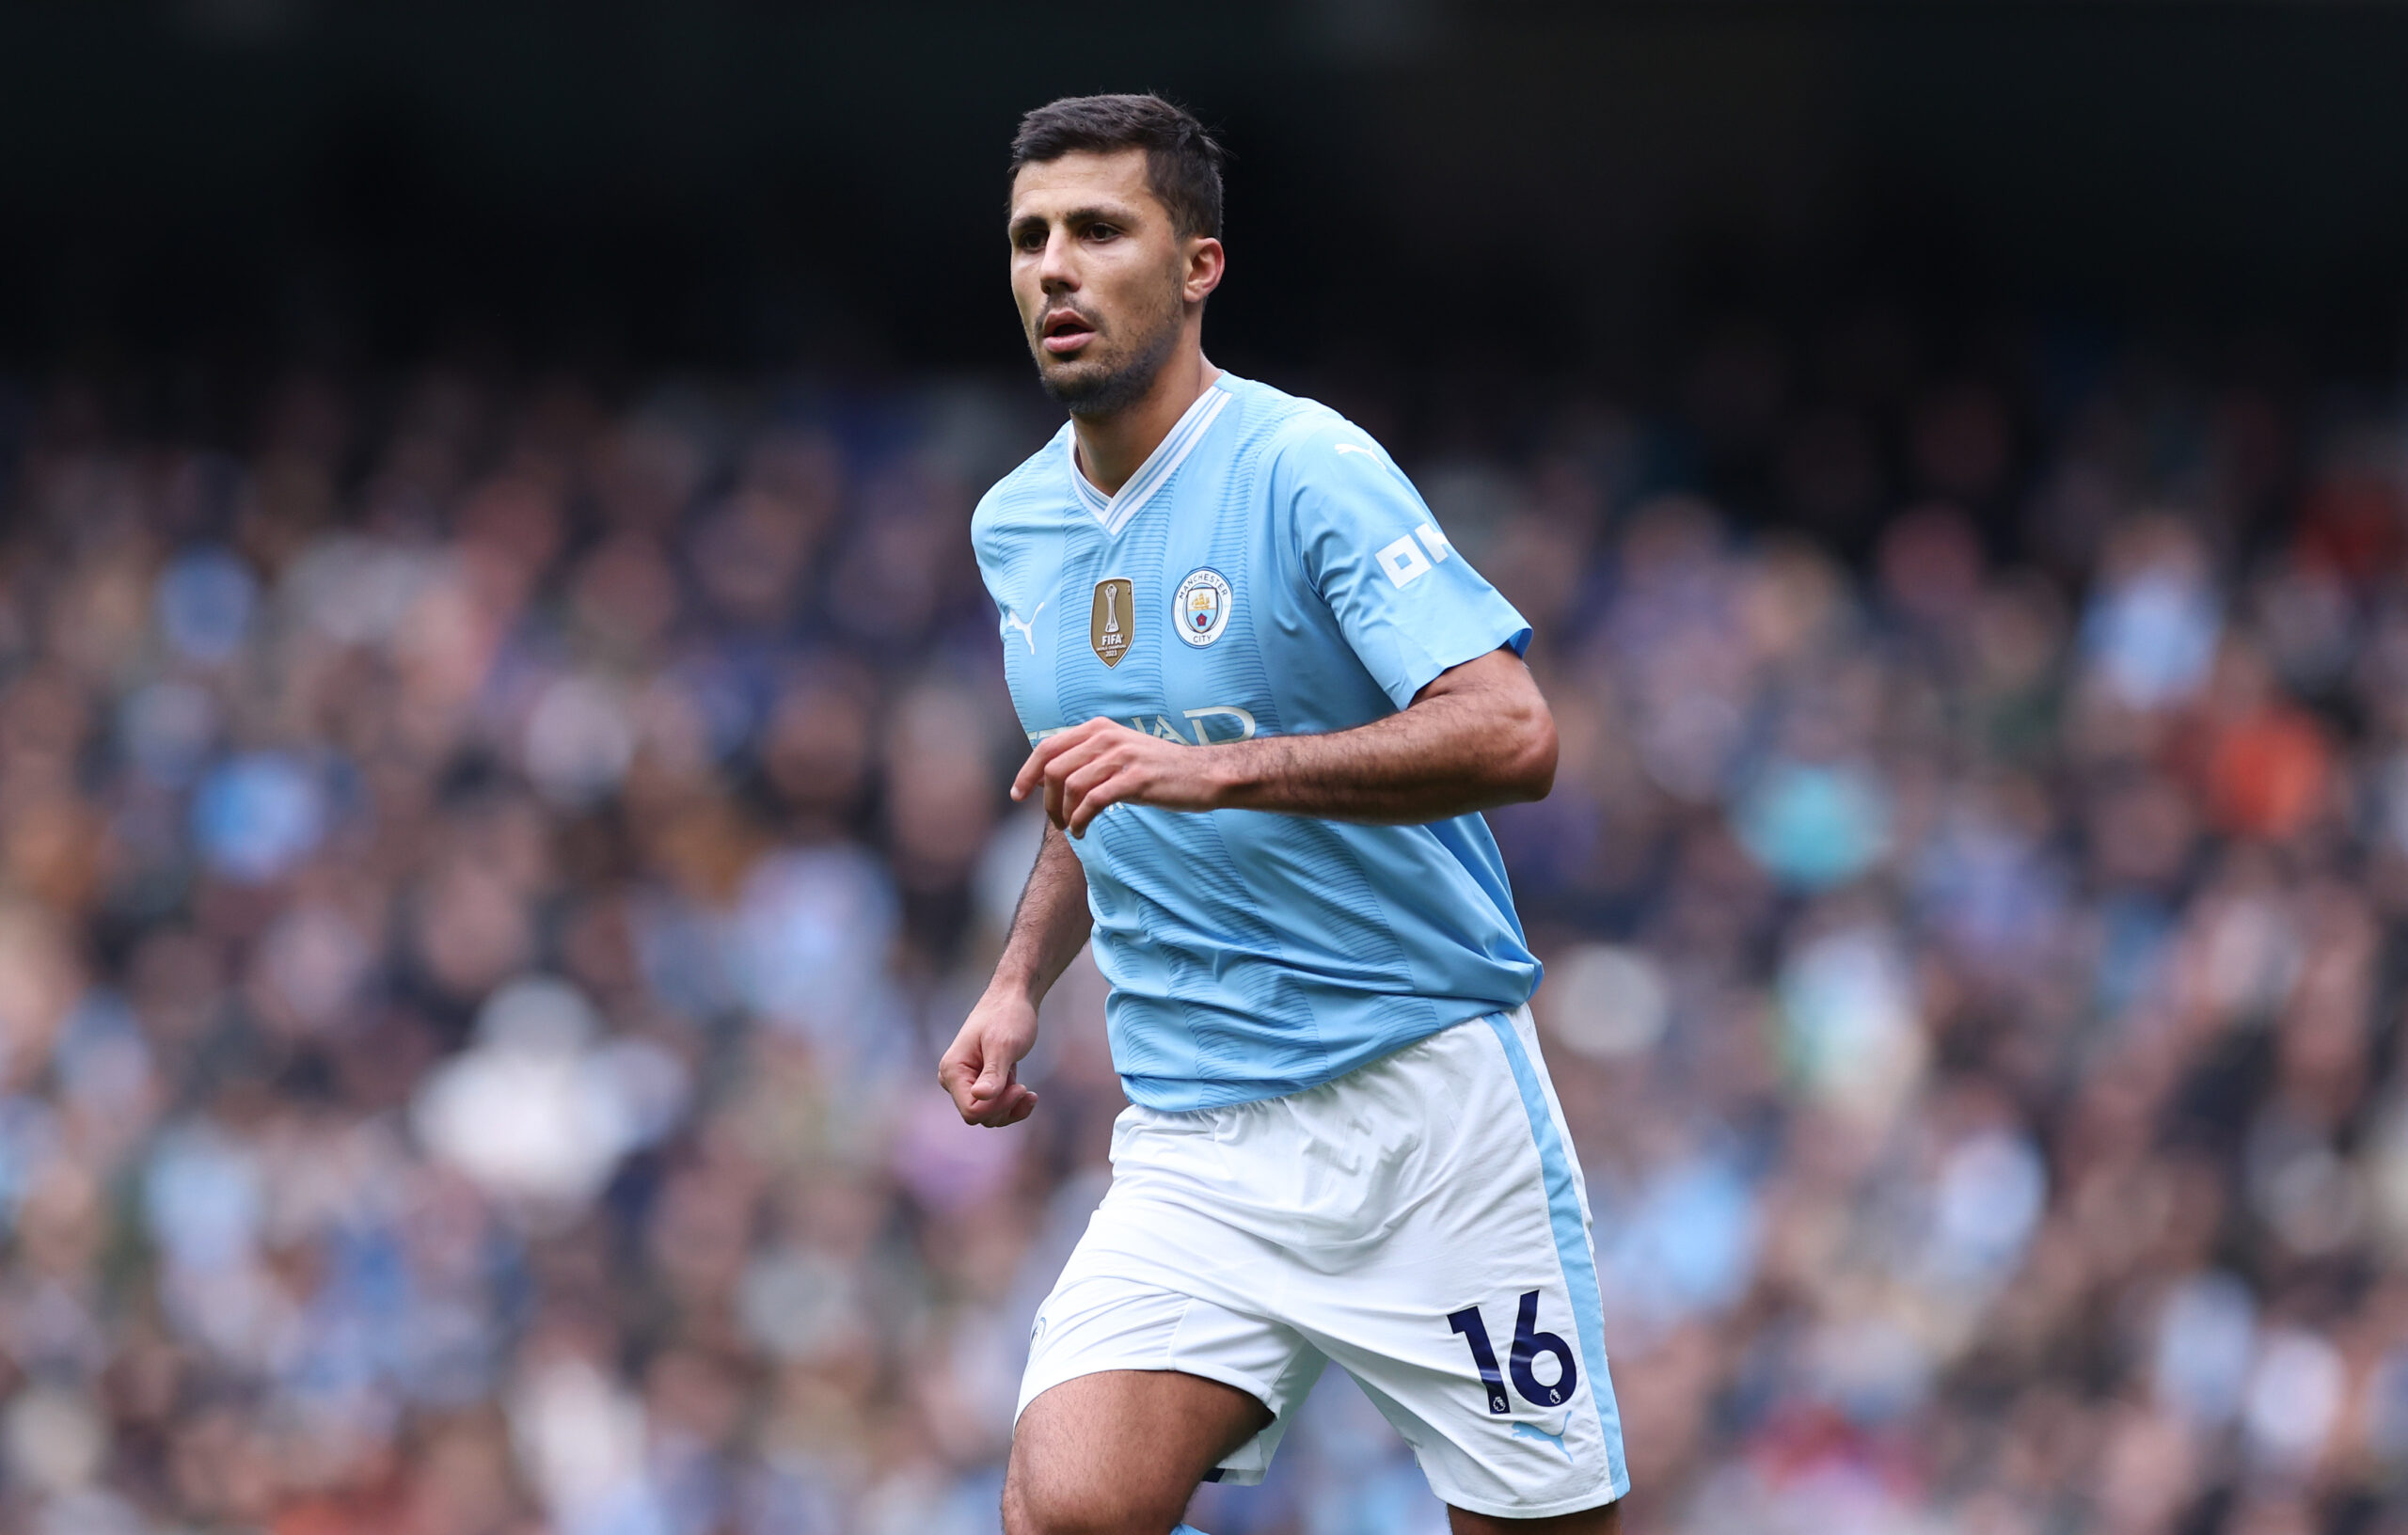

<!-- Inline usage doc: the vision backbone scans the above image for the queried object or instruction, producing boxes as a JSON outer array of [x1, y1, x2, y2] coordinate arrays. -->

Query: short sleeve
[[1278, 427, 1532, 710]]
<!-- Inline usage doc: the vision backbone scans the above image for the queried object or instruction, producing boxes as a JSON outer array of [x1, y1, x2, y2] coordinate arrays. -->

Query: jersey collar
[[1066, 377, 1234, 537]]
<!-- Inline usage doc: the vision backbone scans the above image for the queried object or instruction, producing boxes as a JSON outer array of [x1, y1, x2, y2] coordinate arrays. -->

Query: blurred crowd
[[0, 324, 2404, 1535]]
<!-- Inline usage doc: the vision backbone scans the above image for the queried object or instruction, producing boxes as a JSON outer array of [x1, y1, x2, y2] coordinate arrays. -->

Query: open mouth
[[1040, 309, 1096, 356]]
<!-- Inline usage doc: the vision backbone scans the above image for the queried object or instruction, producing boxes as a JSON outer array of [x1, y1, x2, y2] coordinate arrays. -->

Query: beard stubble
[[1032, 277, 1185, 419]]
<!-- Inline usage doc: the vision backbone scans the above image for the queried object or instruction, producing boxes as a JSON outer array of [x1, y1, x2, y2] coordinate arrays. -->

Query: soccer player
[[942, 94, 1628, 1535]]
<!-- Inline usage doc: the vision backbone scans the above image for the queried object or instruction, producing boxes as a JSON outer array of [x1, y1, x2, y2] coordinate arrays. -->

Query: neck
[[1070, 343, 1220, 497]]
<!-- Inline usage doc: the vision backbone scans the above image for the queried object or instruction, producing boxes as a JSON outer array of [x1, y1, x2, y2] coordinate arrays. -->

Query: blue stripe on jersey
[[1483, 1012, 1629, 1499]]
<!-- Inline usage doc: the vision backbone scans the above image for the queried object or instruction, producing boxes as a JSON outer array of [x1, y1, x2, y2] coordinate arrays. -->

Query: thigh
[[1006, 1369, 1271, 1535], [1449, 1497, 1624, 1534]]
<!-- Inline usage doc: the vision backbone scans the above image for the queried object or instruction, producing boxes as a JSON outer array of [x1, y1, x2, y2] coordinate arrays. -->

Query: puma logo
[[1002, 600, 1046, 654], [1333, 442, 1378, 458], [1511, 1421, 1572, 1463]]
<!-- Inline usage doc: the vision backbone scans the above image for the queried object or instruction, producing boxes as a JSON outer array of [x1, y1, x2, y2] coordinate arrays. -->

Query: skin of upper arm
[[1411, 647, 1559, 800]]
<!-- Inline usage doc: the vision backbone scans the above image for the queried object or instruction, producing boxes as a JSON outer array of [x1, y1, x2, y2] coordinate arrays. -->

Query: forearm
[[1208, 678, 1552, 822], [988, 823, 1092, 1002], [1018, 650, 1557, 836]]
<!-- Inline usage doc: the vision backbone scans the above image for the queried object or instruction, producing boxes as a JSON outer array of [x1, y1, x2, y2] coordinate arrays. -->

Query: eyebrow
[[1009, 202, 1143, 238]]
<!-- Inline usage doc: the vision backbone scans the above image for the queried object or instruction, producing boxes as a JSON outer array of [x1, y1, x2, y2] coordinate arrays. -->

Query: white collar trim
[[1065, 380, 1233, 536]]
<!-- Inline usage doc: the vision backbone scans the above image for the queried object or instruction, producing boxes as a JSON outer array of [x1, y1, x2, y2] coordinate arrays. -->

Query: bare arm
[[1014, 646, 1557, 837], [938, 823, 1088, 1126]]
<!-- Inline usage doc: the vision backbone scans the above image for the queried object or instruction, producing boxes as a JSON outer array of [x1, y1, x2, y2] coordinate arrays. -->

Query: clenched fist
[[939, 987, 1042, 1127]]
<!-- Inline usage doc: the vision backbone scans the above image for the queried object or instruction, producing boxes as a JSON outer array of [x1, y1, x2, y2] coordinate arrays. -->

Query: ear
[[1183, 236, 1226, 306]]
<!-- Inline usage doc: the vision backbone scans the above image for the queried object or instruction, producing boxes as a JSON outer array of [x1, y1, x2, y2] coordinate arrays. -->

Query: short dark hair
[[1009, 94, 1226, 240]]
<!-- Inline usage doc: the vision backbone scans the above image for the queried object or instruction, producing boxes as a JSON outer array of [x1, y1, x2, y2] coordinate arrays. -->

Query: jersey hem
[[1116, 1001, 1526, 1112]]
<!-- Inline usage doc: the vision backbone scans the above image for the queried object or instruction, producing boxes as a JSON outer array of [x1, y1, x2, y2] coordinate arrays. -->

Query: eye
[[1085, 224, 1120, 243]]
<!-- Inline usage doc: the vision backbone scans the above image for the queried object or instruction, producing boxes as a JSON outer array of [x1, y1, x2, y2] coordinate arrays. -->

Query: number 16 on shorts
[[1449, 1290, 1580, 1414]]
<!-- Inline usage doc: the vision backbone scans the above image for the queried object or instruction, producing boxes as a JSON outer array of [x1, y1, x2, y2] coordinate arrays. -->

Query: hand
[[939, 988, 1041, 1128], [1011, 717, 1228, 837]]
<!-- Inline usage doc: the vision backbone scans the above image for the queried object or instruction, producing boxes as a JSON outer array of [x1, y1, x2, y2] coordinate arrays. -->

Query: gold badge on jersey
[[1089, 578, 1134, 668]]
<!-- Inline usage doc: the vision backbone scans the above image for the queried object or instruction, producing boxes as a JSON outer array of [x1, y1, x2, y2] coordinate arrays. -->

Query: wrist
[[1205, 739, 1269, 809], [985, 960, 1047, 1009]]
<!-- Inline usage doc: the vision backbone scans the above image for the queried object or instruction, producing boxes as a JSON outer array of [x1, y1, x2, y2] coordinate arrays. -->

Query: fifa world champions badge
[[1090, 578, 1134, 667], [1174, 567, 1234, 647]]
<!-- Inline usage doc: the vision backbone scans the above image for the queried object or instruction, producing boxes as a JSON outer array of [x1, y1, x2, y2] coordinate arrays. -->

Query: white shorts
[[1017, 1007, 1630, 1521]]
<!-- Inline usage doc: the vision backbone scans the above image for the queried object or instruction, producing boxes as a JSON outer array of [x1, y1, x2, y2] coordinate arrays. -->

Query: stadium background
[[7, 3, 2408, 1532]]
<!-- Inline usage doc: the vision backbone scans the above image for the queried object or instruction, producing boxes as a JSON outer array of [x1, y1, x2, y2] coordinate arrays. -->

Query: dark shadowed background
[[9, 1, 2408, 384]]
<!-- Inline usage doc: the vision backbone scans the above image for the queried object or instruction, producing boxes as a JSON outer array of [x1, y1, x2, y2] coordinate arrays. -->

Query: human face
[[1007, 149, 1216, 415]]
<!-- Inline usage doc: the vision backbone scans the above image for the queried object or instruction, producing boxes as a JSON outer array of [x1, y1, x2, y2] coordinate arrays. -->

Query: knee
[[1002, 1461, 1188, 1535]]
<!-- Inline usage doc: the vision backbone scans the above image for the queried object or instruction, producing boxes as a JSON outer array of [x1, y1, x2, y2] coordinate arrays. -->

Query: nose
[[1037, 226, 1080, 293]]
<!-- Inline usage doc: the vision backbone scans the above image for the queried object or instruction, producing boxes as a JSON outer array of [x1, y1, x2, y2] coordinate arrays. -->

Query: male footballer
[[942, 94, 1627, 1534]]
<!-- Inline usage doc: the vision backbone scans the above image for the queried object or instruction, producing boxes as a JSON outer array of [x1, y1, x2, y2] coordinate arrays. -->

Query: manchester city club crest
[[1174, 566, 1233, 647]]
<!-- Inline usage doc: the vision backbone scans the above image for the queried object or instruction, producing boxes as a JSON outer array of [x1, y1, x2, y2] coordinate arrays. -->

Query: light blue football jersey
[[972, 373, 1542, 1111]]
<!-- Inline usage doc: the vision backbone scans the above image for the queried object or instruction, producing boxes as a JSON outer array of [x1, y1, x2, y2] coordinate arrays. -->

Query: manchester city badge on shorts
[[1175, 567, 1234, 647]]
